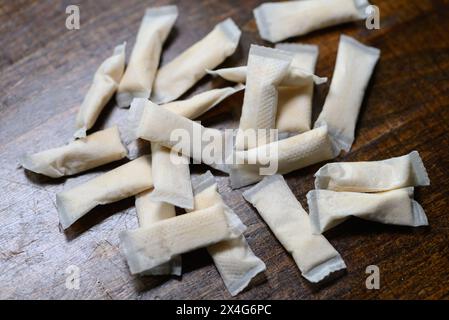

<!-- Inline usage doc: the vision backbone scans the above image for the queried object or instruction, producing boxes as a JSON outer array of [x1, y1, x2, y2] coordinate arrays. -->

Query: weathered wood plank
[[0, 0, 448, 299]]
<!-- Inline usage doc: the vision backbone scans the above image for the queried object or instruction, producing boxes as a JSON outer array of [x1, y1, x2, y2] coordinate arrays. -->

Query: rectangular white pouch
[[189, 171, 265, 296], [307, 188, 429, 234], [207, 66, 247, 83], [235, 45, 293, 150], [134, 190, 181, 276], [254, 0, 371, 42], [151, 18, 241, 104], [75, 43, 126, 138], [164, 84, 245, 119], [314, 35, 380, 152], [314, 151, 430, 192], [243, 175, 346, 282], [207, 65, 326, 87], [20, 126, 127, 178], [122, 85, 242, 160], [275, 43, 319, 135], [56, 155, 153, 229], [230, 126, 338, 188], [148, 142, 194, 209], [120, 203, 244, 274], [128, 99, 232, 173], [116, 6, 178, 108]]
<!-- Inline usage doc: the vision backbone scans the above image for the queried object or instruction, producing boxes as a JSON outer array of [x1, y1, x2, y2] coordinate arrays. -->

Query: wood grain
[[0, 0, 448, 299]]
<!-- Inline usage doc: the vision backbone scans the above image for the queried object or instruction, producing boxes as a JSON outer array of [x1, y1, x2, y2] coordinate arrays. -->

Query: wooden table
[[1, 0, 448, 300]]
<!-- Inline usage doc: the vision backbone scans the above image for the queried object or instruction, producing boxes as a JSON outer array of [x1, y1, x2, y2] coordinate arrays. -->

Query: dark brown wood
[[1, 0, 448, 299]]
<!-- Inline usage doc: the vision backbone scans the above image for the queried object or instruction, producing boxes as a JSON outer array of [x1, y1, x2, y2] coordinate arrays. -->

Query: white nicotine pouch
[[307, 188, 429, 234], [275, 43, 319, 135], [120, 203, 244, 275], [207, 65, 326, 87], [235, 45, 293, 151], [254, 0, 371, 43], [128, 99, 232, 173], [188, 171, 265, 296], [206, 66, 247, 84], [230, 126, 338, 189], [56, 155, 153, 229], [74, 43, 126, 138], [121, 85, 243, 160], [314, 151, 430, 192], [151, 18, 241, 104], [163, 84, 245, 119], [116, 6, 178, 108], [20, 126, 127, 178], [148, 142, 194, 209], [314, 35, 380, 152], [134, 190, 181, 276], [243, 175, 346, 283]]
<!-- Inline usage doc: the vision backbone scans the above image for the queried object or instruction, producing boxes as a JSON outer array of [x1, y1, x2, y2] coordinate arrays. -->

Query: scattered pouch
[[307, 187, 429, 234], [120, 203, 244, 274], [314, 151, 430, 192], [206, 66, 247, 83], [275, 43, 319, 135], [56, 155, 153, 229], [151, 18, 241, 104], [314, 35, 380, 152], [254, 0, 371, 42], [20, 126, 127, 178], [207, 65, 326, 86], [235, 45, 293, 150], [134, 190, 182, 276], [164, 84, 244, 119], [75, 43, 126, 138], [189, 171, 265, 296], [116, 6, 178, 107], [243, 175, 346, 282], [230, 126, 338, 188], [128, 99, 232, 173]]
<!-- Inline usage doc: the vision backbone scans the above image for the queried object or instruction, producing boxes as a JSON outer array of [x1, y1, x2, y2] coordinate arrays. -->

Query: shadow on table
[[131, 247, 213, 295], [63, 196, 135, 240]]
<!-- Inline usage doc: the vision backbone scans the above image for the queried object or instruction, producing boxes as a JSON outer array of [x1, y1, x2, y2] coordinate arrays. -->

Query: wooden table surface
[[1, 0, 448, 300]]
